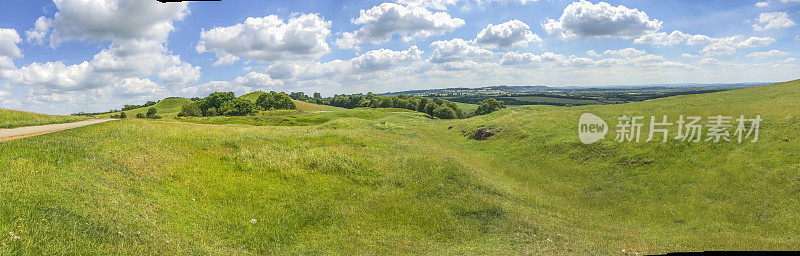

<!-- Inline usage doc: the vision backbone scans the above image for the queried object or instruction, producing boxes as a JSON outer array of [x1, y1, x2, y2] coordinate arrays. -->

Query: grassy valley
[[1, 80, 799, 254]]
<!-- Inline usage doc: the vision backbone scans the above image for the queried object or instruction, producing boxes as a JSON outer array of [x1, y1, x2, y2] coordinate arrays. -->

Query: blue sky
[[0, 0, 798, 114]]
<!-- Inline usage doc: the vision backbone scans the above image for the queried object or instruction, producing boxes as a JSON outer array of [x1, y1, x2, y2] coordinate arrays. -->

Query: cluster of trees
[[289, 92, 327, 105], [110, 108, 162, 119], [325, 93, 465, 119], [179, 91, 296, 117], [110, 112, 127, 118], [257, 91, 297, 110], [137, 108, 161, 119], [179, 92, 251, 117], [475, 98, 506, 116], [122, 101, 157, 111]]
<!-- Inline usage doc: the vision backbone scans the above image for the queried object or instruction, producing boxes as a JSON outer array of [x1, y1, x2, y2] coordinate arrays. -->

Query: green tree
[[146, 108, 158, 118], [119, 112, 127, 118], [424, 101, 437, 116], [206, 107, 218, 116], [475, 98, 506, 115], [203, 92, 236, 110], [178, 102, 202, 117], [220, 98, 256, 116], [256, 92, 297, 110], [432, 106, 458, 119]]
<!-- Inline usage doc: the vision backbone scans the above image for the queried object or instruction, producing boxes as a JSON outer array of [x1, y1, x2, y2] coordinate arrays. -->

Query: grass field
[[1, 80, 799, 254], [0, 109, 86, 129]]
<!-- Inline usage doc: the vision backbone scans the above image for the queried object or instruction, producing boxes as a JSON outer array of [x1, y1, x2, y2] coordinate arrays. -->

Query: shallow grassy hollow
[[1, 80, 799, 255]]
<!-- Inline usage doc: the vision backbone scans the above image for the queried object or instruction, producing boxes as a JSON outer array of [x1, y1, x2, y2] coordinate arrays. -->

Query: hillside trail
[[0, 119, 116, 142]]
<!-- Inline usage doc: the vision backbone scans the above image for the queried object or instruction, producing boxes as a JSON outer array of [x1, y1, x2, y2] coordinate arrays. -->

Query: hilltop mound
[[238, 91, 265, 103], [105, 97, 193, 118]]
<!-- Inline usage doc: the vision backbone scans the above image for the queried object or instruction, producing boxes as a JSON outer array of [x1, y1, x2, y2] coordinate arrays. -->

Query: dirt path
[[0, 119, 116, 142]]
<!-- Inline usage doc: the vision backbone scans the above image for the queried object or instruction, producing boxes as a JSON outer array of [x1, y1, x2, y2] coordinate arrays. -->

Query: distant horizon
[[1, 79, 792, 115], [0, 0, 798, 114]]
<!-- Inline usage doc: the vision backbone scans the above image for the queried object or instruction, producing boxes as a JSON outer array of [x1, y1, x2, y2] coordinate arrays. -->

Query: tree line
[[178, 91, 297, 117], [104, 91, 505, 119], [288, 92, 506, 119]]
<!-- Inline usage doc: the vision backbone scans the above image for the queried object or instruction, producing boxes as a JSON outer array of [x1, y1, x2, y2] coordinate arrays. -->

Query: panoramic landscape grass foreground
[[1, 80, 800, 254]]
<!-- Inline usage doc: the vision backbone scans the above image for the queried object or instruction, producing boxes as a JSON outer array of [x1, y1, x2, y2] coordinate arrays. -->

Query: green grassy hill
[[0, 109, 86, 129], [1, 80, 799, 255], [101, 98, 193, 119], [238, 91, 265, 103]]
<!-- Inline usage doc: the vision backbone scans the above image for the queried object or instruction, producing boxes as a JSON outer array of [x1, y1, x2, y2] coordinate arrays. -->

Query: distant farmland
[[386, 83, 768, 106], [440, 95, 615, 106]]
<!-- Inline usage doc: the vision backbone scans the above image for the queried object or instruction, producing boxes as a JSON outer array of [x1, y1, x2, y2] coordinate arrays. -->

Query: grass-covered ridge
[[0, 109, 86, 129], [101, 98, 193, 119], [1, 80, 799, 254]]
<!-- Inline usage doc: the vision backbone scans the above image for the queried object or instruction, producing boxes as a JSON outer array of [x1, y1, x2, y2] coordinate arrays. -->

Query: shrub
[[206, 107, 218, 116], [475, 98, 506, 116], [136, 113, 146, 118], [111, 112, 128, 118], [220, 98, 256, 116], [146, 108, 158, 118], [432, 106, 458, 119], [442, 101, 464, 118], [424, 101, 437, 116], [178, 102, 202, 117], [122, 101, 158, 111], [256, 92, 297, 110]]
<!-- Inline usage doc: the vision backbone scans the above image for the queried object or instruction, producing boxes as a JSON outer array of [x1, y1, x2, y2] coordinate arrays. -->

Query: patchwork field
[[1, 80, 799, 255]]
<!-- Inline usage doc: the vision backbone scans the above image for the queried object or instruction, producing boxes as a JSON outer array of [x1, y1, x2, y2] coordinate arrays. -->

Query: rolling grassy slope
[[292, 100, 344, 112], [1, 80, 799, 254], [0, 109, 86, 129], [101, 98, 193, 118]]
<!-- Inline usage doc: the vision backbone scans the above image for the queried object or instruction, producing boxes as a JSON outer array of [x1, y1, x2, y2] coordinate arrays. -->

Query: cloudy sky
[[0, 0, 798, 114]]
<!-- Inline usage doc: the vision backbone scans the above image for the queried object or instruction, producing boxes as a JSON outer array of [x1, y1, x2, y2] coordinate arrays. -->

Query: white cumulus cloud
[[0, 29, 22, 58], [396, 0, 539, 10], [25, 17, 52, 45], [113, 77, 167, 96], [633, 30, 687, 46], [543, 0, 662, 39], [265, 46, 424, 82], [197, 13, 332, 65], [335, 3, 464, 49], [180, 72, 283, 97], [746, 50, 789, 58], [753, 12, 796, 31], [429, 38, 494, 64], [475, 20, 541, 49], [49, 0, 188, 45]]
